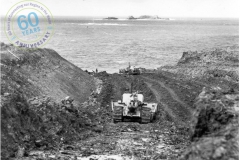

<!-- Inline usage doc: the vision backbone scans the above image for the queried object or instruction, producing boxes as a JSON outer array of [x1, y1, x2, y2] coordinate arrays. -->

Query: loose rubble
[[1, 43, 238, 160], [180, 87, 239, 160]]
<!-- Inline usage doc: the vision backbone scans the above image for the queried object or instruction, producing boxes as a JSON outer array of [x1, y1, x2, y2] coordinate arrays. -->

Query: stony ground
[[1, 43, 238, 160], [2, 68, 238, 160], [15, 72, 208, 160]]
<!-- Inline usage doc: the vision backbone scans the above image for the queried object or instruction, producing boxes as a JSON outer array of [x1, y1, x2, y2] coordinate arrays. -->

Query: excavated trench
[[79, 73, 196, 159], [17, 72, 200, 160]]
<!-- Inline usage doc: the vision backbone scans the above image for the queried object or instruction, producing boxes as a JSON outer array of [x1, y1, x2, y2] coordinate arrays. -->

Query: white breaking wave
[[56, 33, 67, 35], [115, 60, 126, 64], [78, 23, 128, 26], [117, 19, 127, 21], [136, 19, 170, 21], [93, 19, 127, 21]]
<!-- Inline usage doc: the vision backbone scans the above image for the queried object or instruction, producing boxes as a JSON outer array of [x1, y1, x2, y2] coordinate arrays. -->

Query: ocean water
[[1, 17, 239, 73]]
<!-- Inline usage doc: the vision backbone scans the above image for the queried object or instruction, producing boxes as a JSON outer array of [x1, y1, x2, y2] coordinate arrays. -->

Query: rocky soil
[[1, 42, 96, 159], [180, 87, 239, 160], [1, 43, 239, 160], [159, 45, 239, 83], [1, 42, 95, 104]]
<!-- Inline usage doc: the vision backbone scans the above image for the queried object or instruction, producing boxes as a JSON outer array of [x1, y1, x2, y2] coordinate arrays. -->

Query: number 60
[[17, 12, 39, 30]]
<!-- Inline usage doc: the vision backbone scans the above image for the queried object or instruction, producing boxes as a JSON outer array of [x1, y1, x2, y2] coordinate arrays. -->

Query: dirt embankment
[[1, 42, 96, 159], [180, 87, 239, 160], [1, 42, 95, 104], [156, 46, 239, 160]]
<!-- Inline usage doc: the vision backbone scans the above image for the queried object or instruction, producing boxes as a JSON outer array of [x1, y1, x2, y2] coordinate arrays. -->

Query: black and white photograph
[[0, 0, 239, 159]]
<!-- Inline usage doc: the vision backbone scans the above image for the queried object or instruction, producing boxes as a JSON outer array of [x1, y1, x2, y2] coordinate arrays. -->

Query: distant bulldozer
[[119, 63, 141, 75]]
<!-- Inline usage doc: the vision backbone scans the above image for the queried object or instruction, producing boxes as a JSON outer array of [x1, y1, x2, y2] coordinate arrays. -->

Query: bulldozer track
[[140, 107, 152, 123], [113, 106, 123, 123]]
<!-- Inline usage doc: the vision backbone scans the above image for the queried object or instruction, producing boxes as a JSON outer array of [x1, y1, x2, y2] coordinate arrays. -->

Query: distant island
[[103, 17, 118, 20], [128, 15, 170, 20], [128, 16, 138, 20], [103, 15, 170, 20]]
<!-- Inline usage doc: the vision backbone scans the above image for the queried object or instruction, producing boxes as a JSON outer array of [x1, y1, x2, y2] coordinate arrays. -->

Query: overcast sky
[[1, 0, 239, 18]]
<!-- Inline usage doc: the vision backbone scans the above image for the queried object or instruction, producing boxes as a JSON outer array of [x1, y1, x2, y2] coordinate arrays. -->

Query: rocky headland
[[159, 46, 239, 83]]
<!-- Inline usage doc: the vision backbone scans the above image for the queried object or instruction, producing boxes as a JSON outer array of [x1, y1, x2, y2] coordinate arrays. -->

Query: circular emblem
[[4, 0, 54, 48]]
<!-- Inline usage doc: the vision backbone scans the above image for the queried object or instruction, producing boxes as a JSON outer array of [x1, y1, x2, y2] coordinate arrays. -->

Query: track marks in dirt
[[124, 80, 131, 89], [144, 81, 178, 122], [141, 75, 193, 123], [143, 76, 191, 111]]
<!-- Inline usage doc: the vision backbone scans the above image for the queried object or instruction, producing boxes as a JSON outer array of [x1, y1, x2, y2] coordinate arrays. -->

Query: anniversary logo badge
[[4, 0, 54, 48], [0, 0, 239, 159]]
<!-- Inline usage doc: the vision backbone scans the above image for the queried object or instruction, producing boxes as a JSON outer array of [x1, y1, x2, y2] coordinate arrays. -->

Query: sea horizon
[[1, 16, 238, 73]]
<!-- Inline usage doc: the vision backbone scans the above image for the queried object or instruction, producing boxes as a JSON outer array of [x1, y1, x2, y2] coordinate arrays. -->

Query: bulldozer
[[111, 90, 158, 123], [119, 63, 141, 75]]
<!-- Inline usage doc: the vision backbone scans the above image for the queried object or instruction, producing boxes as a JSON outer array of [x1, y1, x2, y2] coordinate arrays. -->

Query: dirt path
[[77, 122, 179, 160], [27, 122, 182, 160], [141, 76, 193, 122], [142, 76, 191, 111], [124, 80, 131, 89], [144, 81, 178, 123]]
